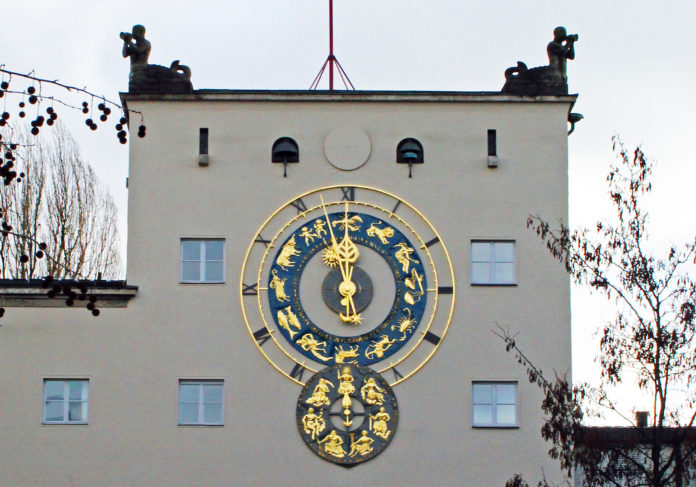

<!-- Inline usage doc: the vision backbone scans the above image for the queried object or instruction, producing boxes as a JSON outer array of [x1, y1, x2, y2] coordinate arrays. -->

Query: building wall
[[0, 93, 574, 486]]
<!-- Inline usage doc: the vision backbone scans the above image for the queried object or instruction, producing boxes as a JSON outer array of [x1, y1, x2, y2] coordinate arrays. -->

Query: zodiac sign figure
[[360, 378, 385, 405], [277, 306, 301, 338], [349, 431, 374, 458], [313, 219, 328, 238], [369, 407, 392, 440], [404, 269, 425, 305], [366, 221, 394, 244], [269, 269, 289, 303], [302, 407, 326, 440], [297, 333, 331, 362], [306, 378, 333, 407], [276, 235, 302, 270], [364, 335, 397, 360], [334, 345, 359, 364], [391, 308, 416, 341], [333, 213, 363, 233], [299, 226, 318, 246], [393, 242, 419, 273], [318, 430, 346, 459]]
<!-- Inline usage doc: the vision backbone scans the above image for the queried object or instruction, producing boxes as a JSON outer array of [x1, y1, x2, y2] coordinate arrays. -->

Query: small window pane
[[472, 384, 493, 404], [471, 243, 491, 262], [44, 381, 64, 400], [205, 241, 224, 261], [68, 401, 86, 422], [204, 403, 223, 424], [471, 263, 490, 283], [181, 241, 201, 260], [69, 381, 85, 400], [44, 402, 64, 422], [495, 243, 515, 262], [204, 261, 224, 282], [497, 384, 516, 404], [494, 263, 515, 283], [496, 405, 516, 425], [179, 384, 200, 403], [179, 404, 198, 424], [181, 262, 201, 282], [203, 384, 223, 403], [473, 405, 493, 425]]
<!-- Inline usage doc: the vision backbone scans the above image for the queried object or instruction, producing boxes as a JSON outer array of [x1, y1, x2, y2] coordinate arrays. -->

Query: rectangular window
[[180, 239, 225, 283], [487, 129, 497, 156], [472, 381, 517, 427], [471, 241, 516, 285], [199, 128, 209, 155], [43, 379, 88, 424], [178, 380, 224, 425]]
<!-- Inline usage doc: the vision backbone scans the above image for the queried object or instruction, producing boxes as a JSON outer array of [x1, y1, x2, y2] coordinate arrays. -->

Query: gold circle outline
[[240, 185, 455, 386]]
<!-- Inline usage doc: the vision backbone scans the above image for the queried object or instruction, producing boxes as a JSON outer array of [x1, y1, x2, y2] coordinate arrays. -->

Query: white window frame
[[42, 379, 89, 424], [180, 238, 225, 283], [472, 381, 518, 428], [470, 240, 517, 285], [178, 380, 224, 426]]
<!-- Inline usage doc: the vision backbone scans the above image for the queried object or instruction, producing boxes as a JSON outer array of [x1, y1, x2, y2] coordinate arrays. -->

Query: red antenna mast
[[310, 0, 355, 90]]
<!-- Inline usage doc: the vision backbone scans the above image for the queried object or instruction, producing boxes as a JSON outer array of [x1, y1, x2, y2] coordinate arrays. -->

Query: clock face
[[240, 185, 455, 386]]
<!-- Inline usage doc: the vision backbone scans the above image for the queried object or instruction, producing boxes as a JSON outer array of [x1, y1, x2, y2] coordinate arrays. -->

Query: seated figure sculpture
[[121, 25, 193, 93], [502, 26, 578, 96]]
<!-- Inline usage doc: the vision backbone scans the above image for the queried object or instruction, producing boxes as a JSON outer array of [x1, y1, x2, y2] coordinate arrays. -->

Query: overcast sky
[[4, 1, 695, 421]]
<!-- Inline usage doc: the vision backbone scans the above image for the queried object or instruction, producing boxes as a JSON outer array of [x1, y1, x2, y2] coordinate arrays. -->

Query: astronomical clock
[[240, 185, 455, 466]]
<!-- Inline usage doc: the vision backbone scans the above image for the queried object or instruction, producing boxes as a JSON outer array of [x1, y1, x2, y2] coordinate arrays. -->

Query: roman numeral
[[289, 363, 306, 381], [242, 282, 258, 296], [438, 286, 453, 295], [391, 200, 402, 214], [290, 198, 308, 213], [340, 187, 355, 201], [391, 367, 404, 382], [424, 236, 440, 248], [253, 327, 271, 347], [423, 331, 441, 345], [254, 234, 271, 247]]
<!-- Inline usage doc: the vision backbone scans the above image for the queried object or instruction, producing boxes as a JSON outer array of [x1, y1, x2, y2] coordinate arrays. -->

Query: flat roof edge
[[120, 90, 578, 104]]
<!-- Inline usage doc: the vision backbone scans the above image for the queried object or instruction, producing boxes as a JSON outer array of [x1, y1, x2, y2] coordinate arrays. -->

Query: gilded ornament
[[302, 407, 326, 440], [366, 221, 394, 244], [296, 364, 399, 466], [369, 407, 392, 440], [391, 308, 416, 341], [360, 377, 385, 405], [348, 431, 374, 457], [364, 334, 397, 360], [297, 333, 331, 362], [275, 234, 302, 270]]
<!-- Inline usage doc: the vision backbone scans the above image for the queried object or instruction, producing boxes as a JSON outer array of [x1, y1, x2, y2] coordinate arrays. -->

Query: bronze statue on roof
[[121, 25, 193, 93], [502, 26, 578, 96]]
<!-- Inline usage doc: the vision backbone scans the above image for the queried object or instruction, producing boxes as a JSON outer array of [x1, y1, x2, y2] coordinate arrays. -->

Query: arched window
[[272, 137, 299, 177], [396, 138, 424, 177]]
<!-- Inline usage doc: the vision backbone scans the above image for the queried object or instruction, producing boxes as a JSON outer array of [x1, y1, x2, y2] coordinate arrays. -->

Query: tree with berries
[[0, 124, 121, 280], [499, 139, 696, 486], [0, 66, 146, 318]]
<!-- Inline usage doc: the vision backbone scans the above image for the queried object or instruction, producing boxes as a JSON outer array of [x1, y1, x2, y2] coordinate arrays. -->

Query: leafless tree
[[0, 124, 121, 279], [499, 138, 696, 486]]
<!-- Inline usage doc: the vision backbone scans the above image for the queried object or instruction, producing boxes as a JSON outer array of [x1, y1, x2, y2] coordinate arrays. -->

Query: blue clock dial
[[267, 211, 427, 367]]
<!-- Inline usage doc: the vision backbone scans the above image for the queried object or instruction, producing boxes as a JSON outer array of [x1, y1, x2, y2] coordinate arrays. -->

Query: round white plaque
[[323, 126, 371, 171]]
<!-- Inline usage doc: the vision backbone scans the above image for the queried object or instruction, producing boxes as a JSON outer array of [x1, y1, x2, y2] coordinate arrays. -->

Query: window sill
[[470, 282, 517, 287], [179, 281, 226, 285], [472, 424, 519, 429], [42, 421, 89, 425], [178, 423, 224, 427]]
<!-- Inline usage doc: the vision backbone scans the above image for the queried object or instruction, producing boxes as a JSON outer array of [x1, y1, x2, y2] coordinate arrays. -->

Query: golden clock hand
[[320, 195, 349, 280]]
